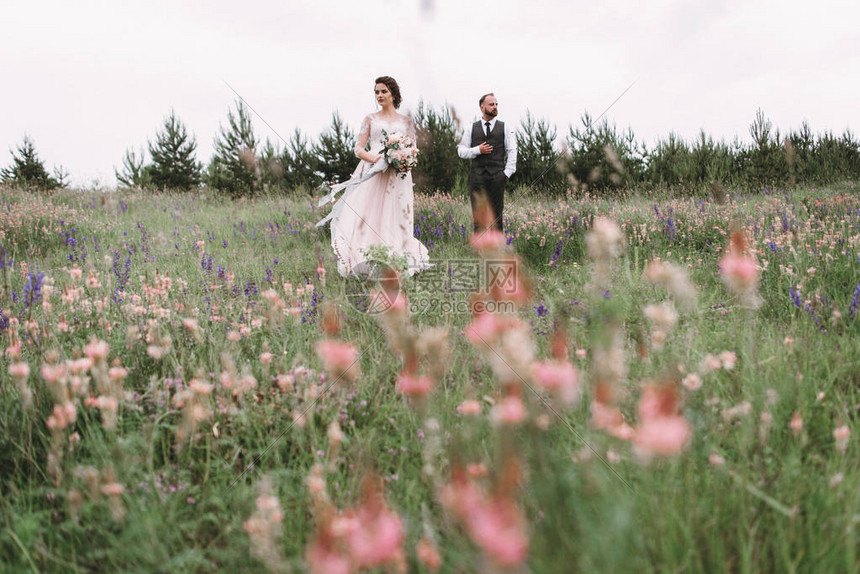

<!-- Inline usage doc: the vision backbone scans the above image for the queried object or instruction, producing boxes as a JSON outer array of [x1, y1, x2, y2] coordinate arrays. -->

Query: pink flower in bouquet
[[381, 129, 418, 178]]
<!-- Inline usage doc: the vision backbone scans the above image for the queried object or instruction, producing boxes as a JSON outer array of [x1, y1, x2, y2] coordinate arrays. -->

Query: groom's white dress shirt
[[457, 117, 518, 179]]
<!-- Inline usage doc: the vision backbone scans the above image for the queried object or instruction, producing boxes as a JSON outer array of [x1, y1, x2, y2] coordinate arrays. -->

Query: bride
[[317, 76, 432, 278]]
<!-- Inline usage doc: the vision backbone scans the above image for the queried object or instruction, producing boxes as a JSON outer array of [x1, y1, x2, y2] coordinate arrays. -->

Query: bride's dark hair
[[374, 76, 402, 109]]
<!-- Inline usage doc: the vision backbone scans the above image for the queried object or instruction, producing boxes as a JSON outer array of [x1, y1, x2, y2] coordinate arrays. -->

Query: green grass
[[0, 183, 858, 572]]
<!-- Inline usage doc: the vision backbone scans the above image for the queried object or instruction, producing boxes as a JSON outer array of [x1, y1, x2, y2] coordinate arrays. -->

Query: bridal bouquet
[[379, 129, 419, 179]]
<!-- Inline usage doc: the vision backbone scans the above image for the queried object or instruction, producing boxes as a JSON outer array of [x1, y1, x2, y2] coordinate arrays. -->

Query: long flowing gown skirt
[[329, 164, 432, 277]]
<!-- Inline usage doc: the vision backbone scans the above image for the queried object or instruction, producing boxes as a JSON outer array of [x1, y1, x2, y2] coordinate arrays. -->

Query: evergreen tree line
[[3, 103, 859, 195], [0, 136, 68, 190]]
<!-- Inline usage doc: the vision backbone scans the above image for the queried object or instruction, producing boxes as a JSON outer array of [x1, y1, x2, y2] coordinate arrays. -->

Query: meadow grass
[[0, 182, 858, 572]]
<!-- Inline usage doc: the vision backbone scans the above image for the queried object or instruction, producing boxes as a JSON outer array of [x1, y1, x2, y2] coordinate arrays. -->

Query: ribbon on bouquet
[[315, 158, 389, 228]]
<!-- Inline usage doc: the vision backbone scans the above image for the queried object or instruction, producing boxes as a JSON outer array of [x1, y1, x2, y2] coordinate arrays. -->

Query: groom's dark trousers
[[468, 120, 508, 232]]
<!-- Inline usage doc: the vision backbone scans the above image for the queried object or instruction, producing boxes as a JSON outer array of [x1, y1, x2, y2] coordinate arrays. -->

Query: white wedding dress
[[317, 112, 432, 278]]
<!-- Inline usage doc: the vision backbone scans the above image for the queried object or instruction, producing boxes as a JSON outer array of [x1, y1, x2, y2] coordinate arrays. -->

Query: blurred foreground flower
[[316, 340, 360, 383], [633, 383, 691, 460], [720, 229, 761, 309], [244, 477, 287, 572]]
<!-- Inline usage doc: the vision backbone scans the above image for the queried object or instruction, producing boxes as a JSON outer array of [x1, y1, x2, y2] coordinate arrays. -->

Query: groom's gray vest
[[471, 120, 506, 176]]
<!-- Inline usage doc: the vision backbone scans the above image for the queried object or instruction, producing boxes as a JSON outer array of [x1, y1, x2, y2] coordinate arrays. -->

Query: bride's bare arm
[[354, 115, 381, 163]]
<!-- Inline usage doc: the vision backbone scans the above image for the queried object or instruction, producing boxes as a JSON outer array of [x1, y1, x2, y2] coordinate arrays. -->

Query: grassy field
[[1, 182, 859, 572]]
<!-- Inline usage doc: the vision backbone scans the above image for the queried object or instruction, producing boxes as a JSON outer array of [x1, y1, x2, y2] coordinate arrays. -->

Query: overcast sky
[[2, 0, 858, 187]]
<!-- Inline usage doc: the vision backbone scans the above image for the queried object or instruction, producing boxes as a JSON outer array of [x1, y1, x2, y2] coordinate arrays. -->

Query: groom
[[458, 93, 517, 231]]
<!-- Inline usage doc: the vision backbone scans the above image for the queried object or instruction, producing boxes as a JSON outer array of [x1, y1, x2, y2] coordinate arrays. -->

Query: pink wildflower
[[470, 229, 506, 252], [834, 424, 850, 453], [84, 339, 109, 361], [634, 416, 691, 458], [590, 400, 625, 432], [345, 480, 406, 571], [9, 361, 30, 379], [790, 412, 803, 434], [457, 399, 482, 416], [633, 384, 691, 458], [719, 230, 760, 305], [681, 373, 702, 391], [315, 340, 359, 382], [531, 359, 580, 405], [466, 463, 488, 478], [108, 366, 128, 382], [275, 373, 294, 390], [586, 217, 625, 261], [41, 363, 67, 384], [86, 271, 101, 289], [490, 394, 527, 425], [306, 536, 351, 574], [468, 496, 529, 567], [720, 252, 758, 290], [464, 312, 507, 346], [719, 351, 737, 370], [395, 372, 433, 397], [416, 537, 441, 571]]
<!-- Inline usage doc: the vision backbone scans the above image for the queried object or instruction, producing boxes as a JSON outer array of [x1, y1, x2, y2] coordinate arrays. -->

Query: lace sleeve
[[355, 115, 371, 158]]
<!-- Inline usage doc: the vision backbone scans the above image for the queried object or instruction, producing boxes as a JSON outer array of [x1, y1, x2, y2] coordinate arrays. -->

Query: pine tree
[[513, 111, 563, 193], [115, 147, 152, 189], [258, 139, 287, 193], [282, 128, 320, 191], [1, 135, 62, 190], [567, 113, 644, 192], [412, 101, 465, 193], [314, 111, 355, 185], [207, 100, 259, 197], [147, 110, 202, 190]]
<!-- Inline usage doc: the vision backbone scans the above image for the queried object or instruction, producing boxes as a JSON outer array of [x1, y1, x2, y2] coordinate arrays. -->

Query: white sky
[[2, 0, 858, 187]]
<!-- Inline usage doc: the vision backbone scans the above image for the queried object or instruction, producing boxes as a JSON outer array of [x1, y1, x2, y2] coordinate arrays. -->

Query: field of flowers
[[1, 182, 859, 572]]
